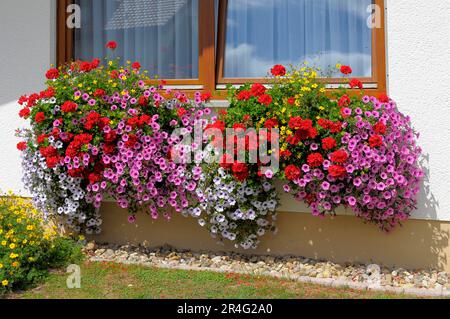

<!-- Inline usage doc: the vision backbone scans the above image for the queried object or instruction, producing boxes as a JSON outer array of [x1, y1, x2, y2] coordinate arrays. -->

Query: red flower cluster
[[66, 134, 93, 158], [231, 162, 249, 182], [258, 94, 272, 106], [237, 90, 251, 101], [318, 119, 342, 133], [35, 112, 45, 123], [132, 62, 141, 70], [45, 68, 59, 80], [61, 101, 78, 113], [349, 78, 363, 89], [340, 65, 352, 75], [287, 117, 317, 144], [17, 142, 27, 151], [39, 146, 59, 169], [369, 135, 383, 148], [250, 84, 266, 97], [106, 41, 117, 50], [330, 149, 349, 163], [284, 164, 301, 181], [328, 165, 347, 178], [322, 137, 337, 150], [307, 153, 324, 168], [271, 64, 286, 77], [338, 94, 351, 107], [373, 121, 387, 135]]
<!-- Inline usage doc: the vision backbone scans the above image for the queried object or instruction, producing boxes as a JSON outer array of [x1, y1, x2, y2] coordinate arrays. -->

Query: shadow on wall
[[416, 152, 440, 220], [93, 202, 450, 271]]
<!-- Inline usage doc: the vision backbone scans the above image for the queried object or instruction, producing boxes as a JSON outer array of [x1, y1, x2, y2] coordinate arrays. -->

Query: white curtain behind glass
[[224, 0, 373, 78], [74, 0, 199, 79]]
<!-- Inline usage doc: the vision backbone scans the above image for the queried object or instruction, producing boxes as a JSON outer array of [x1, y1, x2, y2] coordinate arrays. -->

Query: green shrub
[[0, 193, 83, 294]]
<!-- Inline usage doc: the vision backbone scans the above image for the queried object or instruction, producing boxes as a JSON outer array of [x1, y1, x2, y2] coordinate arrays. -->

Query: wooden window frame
[[57, 0, 387, 98]]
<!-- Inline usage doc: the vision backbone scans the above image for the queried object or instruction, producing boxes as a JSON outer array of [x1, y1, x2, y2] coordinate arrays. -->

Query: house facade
[[1, 0, 450, 271]]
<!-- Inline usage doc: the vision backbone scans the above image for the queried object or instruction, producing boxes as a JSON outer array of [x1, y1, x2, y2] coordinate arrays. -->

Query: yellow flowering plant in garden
[[0, 192, 83, 294]]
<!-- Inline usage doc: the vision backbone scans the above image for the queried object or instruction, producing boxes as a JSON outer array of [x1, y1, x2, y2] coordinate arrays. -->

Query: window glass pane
[[224, 0, 373, 78], [74, 0, 199, 79]]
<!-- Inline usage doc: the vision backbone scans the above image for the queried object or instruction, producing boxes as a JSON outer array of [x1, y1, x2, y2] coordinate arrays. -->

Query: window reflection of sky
[[224, 0, 373, 78], [75, 0, 199, 79]]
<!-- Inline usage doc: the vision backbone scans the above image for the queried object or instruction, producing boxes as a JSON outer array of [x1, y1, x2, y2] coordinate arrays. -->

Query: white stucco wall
[[0, 0, 55, 196], [0, 0, 449, 221]]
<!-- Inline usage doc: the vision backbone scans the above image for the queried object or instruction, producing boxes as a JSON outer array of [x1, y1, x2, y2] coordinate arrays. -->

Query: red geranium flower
[[19, 107, 30, 118], [17, 142, 27, 151], [330, 121, 343, 133], [46, 156, 59, 169], [232, 162, 249, 181], [45, 68, 59, 80], [91, 58, 101, 69], [287, 97, 295, 105], [369, 135, 383, 148], [307, 153, 324, 168], [330, 149, 349, 163], [340, 65, 352, 75], [322, 137, 337, 150], [138, 96, 148, 106], [264, 118, 278, 129], [349, 78, 363, 89], [106, 41, 117, 50], [61, 101, 78, 113], [378, 93, 390, 103], [80, 61, 93, 72], [258, 94, 273, 106], [328, 165, 347, 178], [338, 94, 351, 107], [373, 121, 387, 135], [132, 61, 141, 70], [243, 114, 251, 122], [93, 89, 106, 97], [284, 164, 301, 181], [177, 107, 188, 118], [35, 112, 45, 123], [18, 95, 28, 105], [250, 83, 266, 97], [88, 173, 101, 184], [271, 64, 286, 77], [280, 150, 292, 158], [37, 134, 48, 144], [237, 90, 251, 101], [201, 91, 212, 102]]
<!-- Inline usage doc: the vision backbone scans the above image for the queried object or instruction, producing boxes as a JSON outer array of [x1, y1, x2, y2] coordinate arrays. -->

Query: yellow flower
[[336, 63, 342, 69], [26, 225, 35, 231], [78, 83, 83, 88], [9, 253, 18, 259], [9, 243, 16, 249], [0, 263, 3, 269], [1, 241, 6, 246], [1, 280, 8, 286]]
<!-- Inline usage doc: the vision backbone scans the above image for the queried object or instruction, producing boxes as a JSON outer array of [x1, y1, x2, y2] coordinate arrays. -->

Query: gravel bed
[[83, 242, 450, 297]]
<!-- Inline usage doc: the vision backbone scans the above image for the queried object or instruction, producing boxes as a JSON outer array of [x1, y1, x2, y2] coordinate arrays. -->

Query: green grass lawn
[[5, 260, 428, 299]]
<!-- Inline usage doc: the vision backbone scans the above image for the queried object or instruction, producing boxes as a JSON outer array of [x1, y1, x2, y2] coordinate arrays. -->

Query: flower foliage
[[184, 165, 278, 249], [218, 63, 424, 231], [16, 45, 424, 249], [0, 193, 82, 294], [16, 46, 210, 234]]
